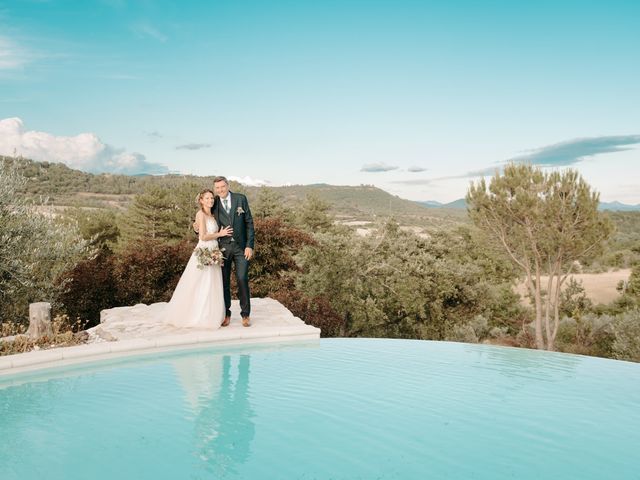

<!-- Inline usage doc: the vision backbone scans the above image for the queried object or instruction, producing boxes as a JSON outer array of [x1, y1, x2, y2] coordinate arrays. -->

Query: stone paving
[[0, 297, 320, 377]]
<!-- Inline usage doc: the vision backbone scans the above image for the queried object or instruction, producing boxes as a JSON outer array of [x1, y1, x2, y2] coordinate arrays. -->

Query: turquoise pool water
[[1, 339, 639, 479]]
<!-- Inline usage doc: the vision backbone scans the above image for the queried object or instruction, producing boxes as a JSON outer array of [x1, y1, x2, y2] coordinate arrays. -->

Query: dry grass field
[[516, 269, 631, 306]]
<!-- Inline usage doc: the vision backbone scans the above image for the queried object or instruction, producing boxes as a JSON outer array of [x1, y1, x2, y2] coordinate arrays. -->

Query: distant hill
[[419, 198, 467, 210], [599, 201, 640, 212], [4, 157, 467, 227], [270, 184, 466, 225], [421, 198, 640, 212]]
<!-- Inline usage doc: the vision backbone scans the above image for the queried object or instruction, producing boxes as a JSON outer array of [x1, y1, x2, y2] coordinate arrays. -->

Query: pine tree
[[120, 182, 202, 244], [467, 163, 614, 350]]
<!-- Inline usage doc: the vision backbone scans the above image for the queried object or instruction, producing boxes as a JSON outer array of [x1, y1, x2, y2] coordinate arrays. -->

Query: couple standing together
[[165, 176, 255, 329]]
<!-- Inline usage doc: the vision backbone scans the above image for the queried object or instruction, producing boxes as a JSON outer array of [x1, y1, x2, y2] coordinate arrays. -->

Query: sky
[[1, 0, 639, 203]]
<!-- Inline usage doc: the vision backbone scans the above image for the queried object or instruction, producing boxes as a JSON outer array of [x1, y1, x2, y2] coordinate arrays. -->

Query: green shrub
[[612, 309, 640, 362]]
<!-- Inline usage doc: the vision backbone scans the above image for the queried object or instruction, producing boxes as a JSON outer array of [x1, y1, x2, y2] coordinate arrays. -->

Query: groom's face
[[214, 180, 229, 199]]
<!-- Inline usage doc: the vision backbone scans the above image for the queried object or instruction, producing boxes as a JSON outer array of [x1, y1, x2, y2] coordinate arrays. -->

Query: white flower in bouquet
[[194, 246, 225, 269]]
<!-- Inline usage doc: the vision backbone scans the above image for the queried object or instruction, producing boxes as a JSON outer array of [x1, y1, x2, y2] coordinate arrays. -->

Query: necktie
[[224, 198, 230, 213]]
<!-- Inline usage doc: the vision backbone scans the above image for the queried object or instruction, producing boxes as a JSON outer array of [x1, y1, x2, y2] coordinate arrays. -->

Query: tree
[[252, 187, 294, 222], [467, 163, 614, 350], [0, 159, 88, 324], [63, 207, 121, 252], [120, 181, 202, 245], [296, 194, 334, 232]]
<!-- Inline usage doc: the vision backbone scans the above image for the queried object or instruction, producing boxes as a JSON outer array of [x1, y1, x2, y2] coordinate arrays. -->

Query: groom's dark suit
[[214, 192, 255, 319]]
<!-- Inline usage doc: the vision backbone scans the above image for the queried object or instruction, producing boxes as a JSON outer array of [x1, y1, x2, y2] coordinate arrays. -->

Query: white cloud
[[228, 175, 270, 187], [361, 162, 398, 172], [131, 22, 168, 42], [176, 143, 211, 150], [0, 117, 168, 175], [0, 36, 28, 70]]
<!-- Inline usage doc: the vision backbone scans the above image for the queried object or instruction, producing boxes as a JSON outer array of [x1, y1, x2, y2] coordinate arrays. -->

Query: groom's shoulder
[[233, 192, 249, 202]]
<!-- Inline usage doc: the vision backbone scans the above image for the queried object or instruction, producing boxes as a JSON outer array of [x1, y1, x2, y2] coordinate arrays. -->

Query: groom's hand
[[193, 221, 199, 233], [244, 248, 253, 260]]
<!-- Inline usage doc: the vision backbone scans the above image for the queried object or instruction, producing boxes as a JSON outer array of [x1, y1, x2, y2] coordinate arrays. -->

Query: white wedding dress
[[165, 216, 225, 329]]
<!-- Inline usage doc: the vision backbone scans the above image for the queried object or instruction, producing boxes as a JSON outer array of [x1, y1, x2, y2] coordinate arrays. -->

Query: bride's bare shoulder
[[195, 210, 204, 220]]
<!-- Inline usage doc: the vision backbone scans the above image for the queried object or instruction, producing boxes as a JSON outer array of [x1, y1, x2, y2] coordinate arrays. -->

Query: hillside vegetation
[[2, 156, 640, 361], [5, 156, 466, 228]]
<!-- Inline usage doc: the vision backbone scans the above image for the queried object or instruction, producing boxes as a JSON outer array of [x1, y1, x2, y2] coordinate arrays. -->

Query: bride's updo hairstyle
[[195, 189, 215, 213]]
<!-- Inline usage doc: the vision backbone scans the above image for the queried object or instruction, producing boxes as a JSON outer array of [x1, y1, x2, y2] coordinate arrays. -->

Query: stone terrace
[[0, 298, 320, 377]]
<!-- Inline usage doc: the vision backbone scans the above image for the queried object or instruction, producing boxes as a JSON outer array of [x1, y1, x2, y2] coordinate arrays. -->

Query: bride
[[165, 189, 232, 329]]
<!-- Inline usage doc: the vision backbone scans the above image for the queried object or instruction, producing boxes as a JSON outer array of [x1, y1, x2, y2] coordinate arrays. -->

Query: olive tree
[[0, 159, 88, 324]]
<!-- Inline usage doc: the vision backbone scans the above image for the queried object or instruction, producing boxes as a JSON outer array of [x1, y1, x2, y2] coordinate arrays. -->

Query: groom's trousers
[[221, 241, 251, 318]]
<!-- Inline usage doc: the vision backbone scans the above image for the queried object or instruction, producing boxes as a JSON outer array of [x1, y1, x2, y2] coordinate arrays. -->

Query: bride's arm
[[196, 211, 232, 241]]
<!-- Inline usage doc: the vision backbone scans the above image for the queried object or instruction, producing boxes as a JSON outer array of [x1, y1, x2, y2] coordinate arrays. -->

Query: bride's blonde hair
[[195, 189, 215, 213]]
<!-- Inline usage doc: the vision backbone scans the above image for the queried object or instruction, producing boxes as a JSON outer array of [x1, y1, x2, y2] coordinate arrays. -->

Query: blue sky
[[1, 0, 639, 202]]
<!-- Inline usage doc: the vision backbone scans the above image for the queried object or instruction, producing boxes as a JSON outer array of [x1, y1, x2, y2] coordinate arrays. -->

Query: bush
[[272, 290, 344, 337], [612, 309, 640, 362], [57, 251, 118, 328], [58, 238, 194, 324], [555, 313, 615, 357], [448, 315, 490, 343], [113, 239, 194, 306], [250, 217, 315, 297]]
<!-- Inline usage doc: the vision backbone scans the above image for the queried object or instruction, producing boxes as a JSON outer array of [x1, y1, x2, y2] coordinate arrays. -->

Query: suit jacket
[[214, 192, 255, 250]]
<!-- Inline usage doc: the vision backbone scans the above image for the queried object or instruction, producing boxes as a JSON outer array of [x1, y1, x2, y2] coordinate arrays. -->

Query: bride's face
[[200, 192, 214, 209]]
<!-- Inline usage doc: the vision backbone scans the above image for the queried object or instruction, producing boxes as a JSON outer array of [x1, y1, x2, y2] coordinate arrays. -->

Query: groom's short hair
[[213, 176, 228, 185]]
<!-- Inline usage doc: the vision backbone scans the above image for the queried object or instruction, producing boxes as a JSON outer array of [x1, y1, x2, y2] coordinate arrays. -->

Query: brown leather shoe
[[242, 317, 251, 327], [221, 316, 231, 327]]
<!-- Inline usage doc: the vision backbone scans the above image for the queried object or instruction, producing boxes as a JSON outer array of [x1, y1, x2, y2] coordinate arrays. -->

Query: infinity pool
[[1, 339, 639, 479]]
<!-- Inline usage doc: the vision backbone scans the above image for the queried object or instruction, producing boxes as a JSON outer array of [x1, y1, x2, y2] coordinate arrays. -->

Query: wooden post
[[27, 302, 53, 340]]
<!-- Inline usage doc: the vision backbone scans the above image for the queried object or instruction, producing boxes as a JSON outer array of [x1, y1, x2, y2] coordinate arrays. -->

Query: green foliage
[[113, 239, 194, 306], [593, 211, 640, 270], [559, 278, 593, 319], [295, 219, 521, 340], [57, 239, 195, 325], [449, 315, 490, 343], [605, 265, 640, 314], [0, 160, 89, 325], [612, 309, 640, 362], [250, 217, 315, 296], [120, 182, 202, 244], [248, 216, 344, 336], [252, 187, 294, 222], [295, 194, 334, 232], [3, 156, 636, 361], [57, 251, 118, 327], [467, 163, 614, 350], [271, 291, 345, 338], [62, 207, 121, 251], [7, 157, 466, 228], [626, 265, 640, 298], [555, 313, 615, 357]]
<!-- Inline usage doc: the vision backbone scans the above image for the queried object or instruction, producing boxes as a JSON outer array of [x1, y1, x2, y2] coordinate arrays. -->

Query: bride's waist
[[196, 239, 218, 248]]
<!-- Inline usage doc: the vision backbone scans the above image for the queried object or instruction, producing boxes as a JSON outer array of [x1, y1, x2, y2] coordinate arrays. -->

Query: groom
[[213, 176, 255, 327]]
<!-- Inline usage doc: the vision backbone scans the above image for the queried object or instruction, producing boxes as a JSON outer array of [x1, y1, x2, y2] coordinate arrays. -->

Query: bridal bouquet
[[194, 246, 225, 269]]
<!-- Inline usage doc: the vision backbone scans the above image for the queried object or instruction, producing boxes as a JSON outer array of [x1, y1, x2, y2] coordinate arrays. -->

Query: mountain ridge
[[5, 157, 638, 216], [3, 157, 466, 227], [418, 198, 640, 212]]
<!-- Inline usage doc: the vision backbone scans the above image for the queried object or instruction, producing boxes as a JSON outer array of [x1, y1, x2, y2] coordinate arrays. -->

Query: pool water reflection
[[1, 339, 639, 479]]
